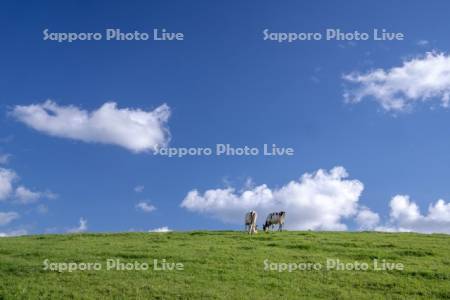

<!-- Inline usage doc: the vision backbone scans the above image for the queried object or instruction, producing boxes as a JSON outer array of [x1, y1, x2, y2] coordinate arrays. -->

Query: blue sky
[[1, 0, 450, 235]]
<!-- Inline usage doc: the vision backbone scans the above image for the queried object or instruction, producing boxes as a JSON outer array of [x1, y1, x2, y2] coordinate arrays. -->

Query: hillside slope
[[0, 231, 449, 299]]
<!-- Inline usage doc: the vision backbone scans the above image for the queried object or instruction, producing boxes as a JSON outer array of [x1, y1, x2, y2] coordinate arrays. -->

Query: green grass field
[[0, 231, 449, 299]]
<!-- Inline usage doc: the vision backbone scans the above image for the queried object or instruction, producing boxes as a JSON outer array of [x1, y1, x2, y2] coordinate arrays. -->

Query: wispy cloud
[[1, 166, 56, 204], [136, 201, 156, 213], [14, 186, 41, 204], [0, 211, 19, 226], [134, 185, 144, 193], [417, 40, 429, 47], [14, 186, 57, 204]]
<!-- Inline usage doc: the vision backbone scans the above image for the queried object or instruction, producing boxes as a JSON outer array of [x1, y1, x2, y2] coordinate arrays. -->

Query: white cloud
[[0, 211, 19, 226], [242, 177, 255, 190], [136, 201, 156, 213], [0, 229, 27, 237], [0, 167, 55, 205], [68, 217, 88, 233], [181, 167, 364, 230], [148, 226, 171, 233], [14, 186, 41, 204], [376, 195, 450, 234], [343, 52, 450, 111], [355, 207, 380, 230], [389, 195, 421, 221], [13, 186, 57, 204], [134, 185, 144, 193], [0, 168, 17, 200], [12, 101, 171, 153]]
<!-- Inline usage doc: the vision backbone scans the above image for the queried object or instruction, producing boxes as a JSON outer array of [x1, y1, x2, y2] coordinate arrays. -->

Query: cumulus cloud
[[0, 211, 19, 226], [355, 207, 380, 230], [181, 167, 364, 230], [12, 101, 171, 153], [148, 226, 171, 233], [0, 229, 27, 237], [68, 217, 88, 233], [376, 195, 450, 234], [0, 168, 17, 200], [343, 52, 450, 111], [135, 201, 156, 213]]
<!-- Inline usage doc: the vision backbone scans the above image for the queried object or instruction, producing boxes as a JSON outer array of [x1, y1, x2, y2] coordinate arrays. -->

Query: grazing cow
[[263, 211, 286, 232], [244, 211, 258, 234]]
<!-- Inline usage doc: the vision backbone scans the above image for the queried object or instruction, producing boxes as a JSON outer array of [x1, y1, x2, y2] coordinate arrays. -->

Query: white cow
[[244, 211, 258, 234], [263, 211, 286, 232]]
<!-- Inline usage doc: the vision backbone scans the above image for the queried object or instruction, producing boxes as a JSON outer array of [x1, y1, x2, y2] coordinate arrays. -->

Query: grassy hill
[[0, 231, 449, 299]]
